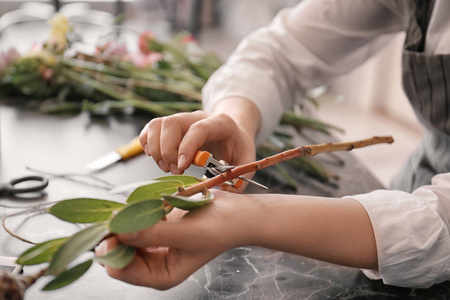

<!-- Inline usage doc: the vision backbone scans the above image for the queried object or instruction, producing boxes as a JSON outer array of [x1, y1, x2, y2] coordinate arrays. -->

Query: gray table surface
[[1, 101, 449, 300]]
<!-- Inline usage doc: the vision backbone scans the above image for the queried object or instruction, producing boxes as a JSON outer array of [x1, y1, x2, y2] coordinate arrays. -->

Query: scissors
[[0, 175, 49, 196], [193, 151, 268, 189]]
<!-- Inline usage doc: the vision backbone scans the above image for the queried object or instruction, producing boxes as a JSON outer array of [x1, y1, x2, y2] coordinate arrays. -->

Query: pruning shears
[[193, 150, 268, 189]]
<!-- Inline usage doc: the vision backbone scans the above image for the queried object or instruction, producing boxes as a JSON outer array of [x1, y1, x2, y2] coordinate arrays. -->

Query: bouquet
[[0, 14, 342, 187]]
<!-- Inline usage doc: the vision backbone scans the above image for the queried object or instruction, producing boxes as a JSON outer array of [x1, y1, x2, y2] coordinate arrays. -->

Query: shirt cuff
[[347, 189, 450, 288]]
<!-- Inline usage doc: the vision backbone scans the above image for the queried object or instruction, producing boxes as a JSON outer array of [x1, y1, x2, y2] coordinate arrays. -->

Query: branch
[[177, 136, 394, 197]]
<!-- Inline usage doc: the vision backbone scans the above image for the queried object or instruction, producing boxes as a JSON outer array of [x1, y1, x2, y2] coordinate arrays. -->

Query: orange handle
[[233, 178, 244, 189], [193, 150, 211, 167], [116, 137, 144, 160]]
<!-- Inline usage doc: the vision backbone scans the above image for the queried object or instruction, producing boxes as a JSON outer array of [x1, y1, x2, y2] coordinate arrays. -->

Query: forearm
[[240, 194, 378, 270]]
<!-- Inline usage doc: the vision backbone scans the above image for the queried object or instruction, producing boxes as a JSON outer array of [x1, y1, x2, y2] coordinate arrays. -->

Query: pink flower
[[95, 41, 128, 60], [41, 68, 53, 80], [138, 30, 155, 55], [0, 48, 20, 76], [182, 34, 195, 44], [124, 52, 163, 69]]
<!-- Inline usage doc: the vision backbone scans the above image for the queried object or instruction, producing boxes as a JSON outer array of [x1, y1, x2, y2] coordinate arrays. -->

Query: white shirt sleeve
[[350, 172, 450, 288], [202, 0, 411, 144]]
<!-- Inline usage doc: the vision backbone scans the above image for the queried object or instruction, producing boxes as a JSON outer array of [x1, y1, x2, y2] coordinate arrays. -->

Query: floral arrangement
[[0, 14, 343, 187]]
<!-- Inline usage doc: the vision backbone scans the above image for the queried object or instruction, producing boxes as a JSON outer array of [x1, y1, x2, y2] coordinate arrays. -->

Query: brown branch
[[177, 136, 394, 197]]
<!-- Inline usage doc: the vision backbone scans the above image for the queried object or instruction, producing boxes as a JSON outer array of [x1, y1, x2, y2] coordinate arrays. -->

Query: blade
[[215, 165, 235, 172], [87, 151, 122, 170], [238, 176, 269, 189]]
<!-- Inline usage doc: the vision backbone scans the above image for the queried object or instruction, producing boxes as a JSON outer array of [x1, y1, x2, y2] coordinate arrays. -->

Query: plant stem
[[99, 75, 203, 101], [2, 208, 49, 245], [177, 136, 394, 197]]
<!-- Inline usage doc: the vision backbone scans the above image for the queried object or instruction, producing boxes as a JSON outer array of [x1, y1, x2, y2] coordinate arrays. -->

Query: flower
[[46, 13, 72, 52], [124, 52, 163, 69], [138, 30, 156, 54], [23, 44, 57, 66], [0, 48, 20, 76], [95, 41, 129, 60]]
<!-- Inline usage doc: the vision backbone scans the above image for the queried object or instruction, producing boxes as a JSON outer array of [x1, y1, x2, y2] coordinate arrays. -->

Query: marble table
[[1, 101, 449, 299]]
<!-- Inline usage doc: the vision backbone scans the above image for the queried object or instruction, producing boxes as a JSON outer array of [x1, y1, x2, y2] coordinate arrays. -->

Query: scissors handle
[[3, 176, 49, 194]]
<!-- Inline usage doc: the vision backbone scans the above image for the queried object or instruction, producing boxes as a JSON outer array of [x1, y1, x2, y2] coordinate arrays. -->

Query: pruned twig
[[177, 136, 394, 197]]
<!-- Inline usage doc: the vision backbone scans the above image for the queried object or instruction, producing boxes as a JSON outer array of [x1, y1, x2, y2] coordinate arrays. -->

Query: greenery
[[14, 175, 209, 292], [0, 14, 343, 188]]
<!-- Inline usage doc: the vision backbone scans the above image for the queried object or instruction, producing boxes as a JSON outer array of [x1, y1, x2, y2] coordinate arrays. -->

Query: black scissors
[[0, 176, 49, 196]]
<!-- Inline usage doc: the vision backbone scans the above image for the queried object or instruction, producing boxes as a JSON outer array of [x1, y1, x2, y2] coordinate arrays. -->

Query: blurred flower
[[95, 41, 129, 60], [124, 52, 163, 68], [182, 34, 195, 44], [46, 13, 72, 52], [0, 48, 19, 76], [138, 30, 156, 54], [23, 44, 57, 66]]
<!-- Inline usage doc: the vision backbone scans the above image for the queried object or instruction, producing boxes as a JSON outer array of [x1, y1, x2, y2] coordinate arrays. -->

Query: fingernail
[[95, 241, 107, 255], [170, 164, 180, 174], [144, 144, 149, 155], [158, 160, 169, 172], [178, 154, 187, 169]]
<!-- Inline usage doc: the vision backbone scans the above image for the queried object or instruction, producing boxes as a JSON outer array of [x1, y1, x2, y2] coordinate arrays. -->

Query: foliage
[[0, 14, 342, 187], [15, 175, 211, 291]]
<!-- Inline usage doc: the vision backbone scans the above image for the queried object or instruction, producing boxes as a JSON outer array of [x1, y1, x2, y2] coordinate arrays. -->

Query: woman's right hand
[[139, 97, 260, 184]]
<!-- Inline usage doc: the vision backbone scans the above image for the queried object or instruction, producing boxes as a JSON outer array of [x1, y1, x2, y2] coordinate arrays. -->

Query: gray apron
[[391, 0, 450, 192]]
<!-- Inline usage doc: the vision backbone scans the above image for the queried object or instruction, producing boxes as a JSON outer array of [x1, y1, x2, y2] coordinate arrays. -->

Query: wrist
[[227, 194, 265, 248], [212, 96, 261, 141]]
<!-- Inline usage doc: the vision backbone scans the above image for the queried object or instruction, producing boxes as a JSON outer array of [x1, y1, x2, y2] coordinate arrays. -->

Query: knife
[[87, 137, 144, 171]]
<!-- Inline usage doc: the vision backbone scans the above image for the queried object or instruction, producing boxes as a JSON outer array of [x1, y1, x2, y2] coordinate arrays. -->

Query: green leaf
[[16, 238, 68, 266], [154, 175, 203, 187], [95, 244, 135, 269], [163, 191, 213, 210], [48, 223, 109, 275], [43, 260, 93, 291], [109, 200, 166, 233], [126, 181, 181, 204], [49, 198, 124, 223]]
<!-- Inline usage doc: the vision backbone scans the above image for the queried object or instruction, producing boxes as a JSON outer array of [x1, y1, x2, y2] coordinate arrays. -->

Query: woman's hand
[[96, 191, 378, 289], [96, 191, 256, 290], [139, 97, 260, 178]]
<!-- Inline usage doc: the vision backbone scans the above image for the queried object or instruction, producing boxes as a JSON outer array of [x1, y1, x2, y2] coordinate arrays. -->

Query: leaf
[[95, 244, 135, 269], [48, 222, 109, 275], [126, 181, 181, 204], [163, 190, 214, 210], [48, 198, 124, 223], [43, 260, 93, 291], [16, 238, 68, 266], [109, 200, 166, 233], [154, 175, 203, 187]]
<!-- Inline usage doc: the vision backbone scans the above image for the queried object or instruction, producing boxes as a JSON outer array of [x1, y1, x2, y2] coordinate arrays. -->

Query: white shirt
[[202, 0, 450, 288]]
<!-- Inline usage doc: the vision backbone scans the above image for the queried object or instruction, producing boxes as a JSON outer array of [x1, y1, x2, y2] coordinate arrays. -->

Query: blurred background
[[0, 0, 423, 187]]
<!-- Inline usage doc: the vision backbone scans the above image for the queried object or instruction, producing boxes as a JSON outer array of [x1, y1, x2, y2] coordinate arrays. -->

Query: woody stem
[[177, 136, 394, 197]]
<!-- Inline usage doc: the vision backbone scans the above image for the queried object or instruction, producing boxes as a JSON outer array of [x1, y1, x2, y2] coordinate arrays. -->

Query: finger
[[105, 248, 194, 290], [146, 118, 169, 172], [105, 248, 166, 288], [165, 207, 189, 222], [159, 116, 184, 174], [159, 111, 208, 173], [95, 236, 120, 259], [139, 123, 150, 155], [178, 114, 238, 166]]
